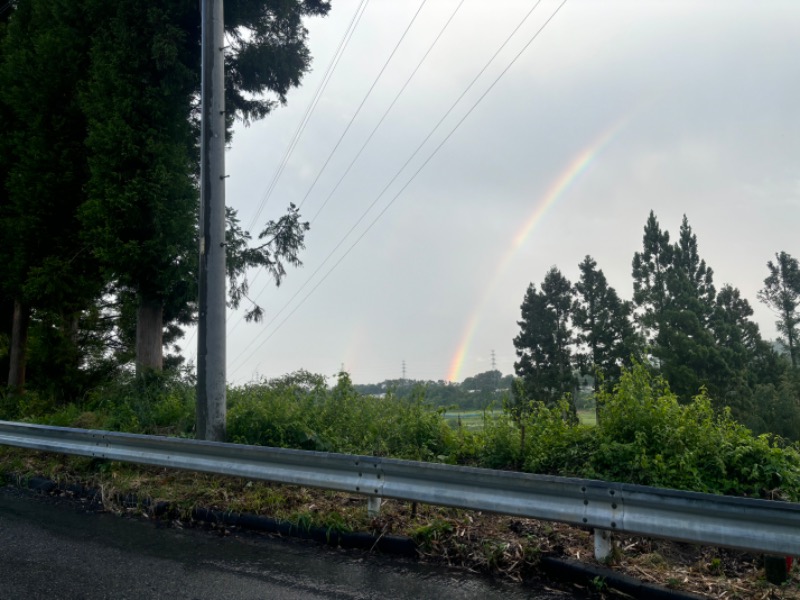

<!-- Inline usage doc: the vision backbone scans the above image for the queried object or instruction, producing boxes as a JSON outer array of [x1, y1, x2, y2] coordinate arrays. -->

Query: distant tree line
[[354, 370, 515, 411], [512, 211, 800, 440], [0, 0, 329, 404]]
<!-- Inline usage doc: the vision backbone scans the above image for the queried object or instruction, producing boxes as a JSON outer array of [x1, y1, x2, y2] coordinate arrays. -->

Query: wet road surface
[[0, 485, 582, 599]]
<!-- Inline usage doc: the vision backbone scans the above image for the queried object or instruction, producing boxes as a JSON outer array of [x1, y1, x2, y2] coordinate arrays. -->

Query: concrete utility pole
[[197, 0, 227, 441]]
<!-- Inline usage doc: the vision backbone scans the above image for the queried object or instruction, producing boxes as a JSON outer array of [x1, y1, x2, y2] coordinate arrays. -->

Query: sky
[[185, 0, 800, 385]]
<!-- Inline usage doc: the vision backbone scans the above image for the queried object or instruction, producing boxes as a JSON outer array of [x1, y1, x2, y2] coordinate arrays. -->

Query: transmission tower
[[402, 359, 407, 381]]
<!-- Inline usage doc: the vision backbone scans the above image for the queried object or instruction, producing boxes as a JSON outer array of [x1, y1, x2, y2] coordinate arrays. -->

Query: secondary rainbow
[[446, 117, 631, 383]]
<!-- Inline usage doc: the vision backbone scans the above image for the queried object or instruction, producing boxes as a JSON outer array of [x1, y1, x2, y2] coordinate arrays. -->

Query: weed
[[590, 575, 607, 592]]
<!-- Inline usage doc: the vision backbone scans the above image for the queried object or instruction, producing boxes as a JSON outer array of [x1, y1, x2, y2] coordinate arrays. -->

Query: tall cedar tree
[[572, 255, 637, 392], [659, 215, 725, 399], [709, 283, 784, 425], [631, 210, 672, 347], [513, 267, 577, 416], [80, 0, 198, 372], [633, 214, 726, 399], [80, 0, 328, 372], [758, 251, 800, 368], [0, 2, 13, 385], [0, 0, 103, 395]]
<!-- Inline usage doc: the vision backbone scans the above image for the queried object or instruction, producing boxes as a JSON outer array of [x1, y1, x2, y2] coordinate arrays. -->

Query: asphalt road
[[0, 485, 581, 599]]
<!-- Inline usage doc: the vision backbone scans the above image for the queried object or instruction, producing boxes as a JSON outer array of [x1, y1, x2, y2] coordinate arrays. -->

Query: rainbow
[[445, 116, 632, 382]]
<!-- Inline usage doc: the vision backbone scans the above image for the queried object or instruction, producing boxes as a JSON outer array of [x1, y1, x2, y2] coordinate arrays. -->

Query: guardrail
[[1, 420, 798, 557]]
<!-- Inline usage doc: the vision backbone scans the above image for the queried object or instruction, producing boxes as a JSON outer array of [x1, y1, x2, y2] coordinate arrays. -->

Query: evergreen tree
[[659, 216, 725, 399], [758, 251, 800, 368], [80, 0, 200, 372], [0, 0, 103, 395], [513, 267, 576, 414], [631, 210, 672, 347], [78, 0, 328, 372], [631, 213, 730, 400], [573, 255, 637, 391]]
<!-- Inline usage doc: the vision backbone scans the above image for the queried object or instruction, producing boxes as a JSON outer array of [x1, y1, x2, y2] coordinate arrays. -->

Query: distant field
[[577, 409, 596, 426], [445, 408, 597, 430], [443, 410, 500, 431]]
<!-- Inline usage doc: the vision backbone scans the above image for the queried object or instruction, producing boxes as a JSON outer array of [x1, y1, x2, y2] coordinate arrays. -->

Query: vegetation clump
[[4, 363, 797, 502]]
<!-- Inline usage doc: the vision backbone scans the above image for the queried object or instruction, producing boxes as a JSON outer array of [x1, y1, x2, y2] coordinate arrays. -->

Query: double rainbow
[[445, 115, 632, 382]]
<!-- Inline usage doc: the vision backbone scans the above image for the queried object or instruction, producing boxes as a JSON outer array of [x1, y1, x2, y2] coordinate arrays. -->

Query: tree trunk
[[136, 296, 163, 373], [8, 300, 30, 393]]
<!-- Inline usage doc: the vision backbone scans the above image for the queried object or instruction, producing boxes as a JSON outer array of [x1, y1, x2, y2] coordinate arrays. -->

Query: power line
[[228, 0, 433, 338], [221, 0, 369, 342], [187, 0, 368, 360], [229, 0, 465, 339], [309, 0, 467, 225], [231, 1, 544, 359], [230, 0, 569, 375], [295, 0, 430, 212], [244, 0, 370, 235], [230, 0, 550, 371]]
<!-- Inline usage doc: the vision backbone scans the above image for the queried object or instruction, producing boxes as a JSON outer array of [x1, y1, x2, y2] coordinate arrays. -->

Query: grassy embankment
[[2, 364, 800, 596]]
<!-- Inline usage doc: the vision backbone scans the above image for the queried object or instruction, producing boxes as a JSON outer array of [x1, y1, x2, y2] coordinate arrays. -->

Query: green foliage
[[591, 364, 800, 500], [85, 369, 196, 435], [758, 251, 800, 368], [484, 364, 800, 500], [573, 255, 639, 391], [354, 372, 513, 412], [513, 267, 577, 413], [5, 364, 800, 503], [479, 412, 522, 469], [519, 399, 596, 476], [228, 372, 456, 461], [0, 0, 331, 389], [227, 374, 322, 450]]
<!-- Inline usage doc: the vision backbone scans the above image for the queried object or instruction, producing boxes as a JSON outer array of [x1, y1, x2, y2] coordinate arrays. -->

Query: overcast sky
[[186, 0, 800, 385]]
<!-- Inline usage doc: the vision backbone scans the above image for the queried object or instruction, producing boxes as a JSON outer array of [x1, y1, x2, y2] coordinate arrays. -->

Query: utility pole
[[196, 0, 227, 442]]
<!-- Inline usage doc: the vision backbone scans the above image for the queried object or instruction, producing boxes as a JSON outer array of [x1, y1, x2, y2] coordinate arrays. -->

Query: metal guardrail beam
[[1, 420, 798, 555]]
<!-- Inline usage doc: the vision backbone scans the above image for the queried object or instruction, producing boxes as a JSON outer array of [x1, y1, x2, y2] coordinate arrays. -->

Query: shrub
[[590, 363, 800, 500], [86, 368, 196, 435]]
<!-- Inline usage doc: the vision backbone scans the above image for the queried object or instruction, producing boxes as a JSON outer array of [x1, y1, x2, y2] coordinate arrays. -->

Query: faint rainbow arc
[[445, 117, 631, 382]]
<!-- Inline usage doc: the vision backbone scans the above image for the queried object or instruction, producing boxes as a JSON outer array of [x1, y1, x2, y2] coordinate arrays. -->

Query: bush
[[226, 373, 457, 461], [86, 368, 196, 435], [590, 363, 800, 500]]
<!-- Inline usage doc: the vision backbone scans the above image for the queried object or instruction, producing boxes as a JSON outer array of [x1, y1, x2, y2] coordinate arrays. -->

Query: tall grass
[[3, 364, 798, 501]]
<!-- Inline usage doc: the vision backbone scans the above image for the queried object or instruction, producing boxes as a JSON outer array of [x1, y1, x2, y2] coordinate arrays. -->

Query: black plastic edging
[[541, 557, 708, 600]]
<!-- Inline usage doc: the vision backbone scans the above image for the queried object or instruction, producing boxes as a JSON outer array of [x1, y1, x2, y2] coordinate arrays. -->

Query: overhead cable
[[231, 0, 570, 375], [244, 0, 370, 235], [231, 0, 544, 353]]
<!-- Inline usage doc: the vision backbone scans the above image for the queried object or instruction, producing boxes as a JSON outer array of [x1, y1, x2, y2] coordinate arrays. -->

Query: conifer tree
[[758, 251, 800, 368], [0, 0, 102, 394], [632, 213, 725, 400], [79, 0, 329, 372], [513, 268, 576, 414], [631, 210, 672, 347], [573, 255, 637, 391]]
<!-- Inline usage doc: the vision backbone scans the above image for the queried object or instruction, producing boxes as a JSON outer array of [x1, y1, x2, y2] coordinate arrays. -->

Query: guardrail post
[[764, 555, 790, 584], [367, 496, 382, 518], [594, 529, 613, 562]]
